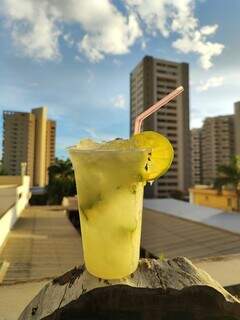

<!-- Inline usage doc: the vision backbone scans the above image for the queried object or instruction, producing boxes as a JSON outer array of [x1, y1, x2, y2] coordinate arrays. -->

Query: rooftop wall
[[0, 176, 22, 186], [189, 187, 238, 211], [0, 176, 31, 248], [0, 186, 17, 219]]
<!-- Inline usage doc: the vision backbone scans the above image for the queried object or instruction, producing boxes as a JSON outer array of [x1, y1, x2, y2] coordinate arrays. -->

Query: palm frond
[[215, 156, 240, 191]]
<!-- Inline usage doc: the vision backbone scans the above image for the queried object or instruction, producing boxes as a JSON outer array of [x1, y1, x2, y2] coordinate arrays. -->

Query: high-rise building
[[130, 55, 190, 198], [201, 115, 235, 185], [45, 120, 56, 184], [191, 128, 202, 185], [2, 107, 56, 186], [235, 102, 240, 155], [191, 103, 240, 185]]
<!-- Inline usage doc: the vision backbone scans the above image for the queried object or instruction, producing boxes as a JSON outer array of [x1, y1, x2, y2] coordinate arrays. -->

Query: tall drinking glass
[[69, 146, 148, 279]]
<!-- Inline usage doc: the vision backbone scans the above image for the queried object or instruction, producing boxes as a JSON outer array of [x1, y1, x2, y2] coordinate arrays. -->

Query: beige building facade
[[130, 55, 190, 198], [2, 107, 56, 187], [235, 102, 240, 155], [45, 120, 56, 184], [191, 102, 240, 186], [201, 115, 235, 185], [191, 128, 202, 185]]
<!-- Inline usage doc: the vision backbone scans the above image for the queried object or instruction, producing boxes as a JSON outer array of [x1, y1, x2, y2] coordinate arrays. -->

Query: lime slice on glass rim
[[131, 131, 174, 181]]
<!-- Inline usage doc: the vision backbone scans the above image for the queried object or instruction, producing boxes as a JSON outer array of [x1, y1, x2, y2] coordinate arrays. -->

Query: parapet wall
[[0, 176, 31, 248], [0, 176, 22, 186], [189, 187, 238, 211]]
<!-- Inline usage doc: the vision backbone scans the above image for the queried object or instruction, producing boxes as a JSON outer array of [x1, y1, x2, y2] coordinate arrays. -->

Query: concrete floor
[[0, 206, 85, 319], [0, 280, 48, 320], [0, 206, 84, 284], [1, 204, 240, 318]]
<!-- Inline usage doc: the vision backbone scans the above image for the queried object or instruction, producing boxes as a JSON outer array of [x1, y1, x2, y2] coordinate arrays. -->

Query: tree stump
[[19, 257, 240, 320]]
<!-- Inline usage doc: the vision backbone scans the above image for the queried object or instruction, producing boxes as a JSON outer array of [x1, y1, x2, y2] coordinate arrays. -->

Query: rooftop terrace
[[0, 206, 83, 284], [1, 198, 240, 318]]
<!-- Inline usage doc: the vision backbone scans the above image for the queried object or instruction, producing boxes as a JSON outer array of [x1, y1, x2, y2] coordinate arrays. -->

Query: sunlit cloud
[[197, 76, 224, 92], [111, 94, 126, 109], [1, 0, 224, 68], [126, 0, 224, 69]]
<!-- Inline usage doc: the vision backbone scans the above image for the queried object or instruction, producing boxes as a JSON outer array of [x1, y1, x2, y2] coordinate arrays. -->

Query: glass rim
[[66, 146, 150, 153]]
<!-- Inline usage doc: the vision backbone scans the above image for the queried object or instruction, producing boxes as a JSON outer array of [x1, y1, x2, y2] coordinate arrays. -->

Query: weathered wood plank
[[19, 257, 240, 320]]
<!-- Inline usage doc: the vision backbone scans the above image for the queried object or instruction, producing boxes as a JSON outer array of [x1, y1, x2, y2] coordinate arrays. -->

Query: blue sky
[[0, 0, 239, 158]]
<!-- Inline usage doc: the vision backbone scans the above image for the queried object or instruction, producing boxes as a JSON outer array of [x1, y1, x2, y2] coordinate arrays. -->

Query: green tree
[[47, 158, 76, 204], [0, 160, 7, 175], [214, 155, 240, 211], [170, 190, 184, 200], [0, 168, 7, 175]]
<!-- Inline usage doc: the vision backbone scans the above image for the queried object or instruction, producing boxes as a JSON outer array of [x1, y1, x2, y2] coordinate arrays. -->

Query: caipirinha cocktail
[[69, 131, 174, 279]]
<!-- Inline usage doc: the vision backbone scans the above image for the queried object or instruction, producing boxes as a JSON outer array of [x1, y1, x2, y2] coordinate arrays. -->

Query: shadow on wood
[[19, 257, 240, 320]]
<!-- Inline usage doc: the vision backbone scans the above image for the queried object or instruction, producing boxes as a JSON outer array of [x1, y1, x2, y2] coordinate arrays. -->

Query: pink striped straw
[[134, 86, 184, 135]]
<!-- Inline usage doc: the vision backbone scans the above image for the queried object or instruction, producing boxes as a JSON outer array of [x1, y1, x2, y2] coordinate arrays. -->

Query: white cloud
[[78, 10, 142, 62], [86, 69, 95, 83], [200, 24, 218, 36], [111, 95, 126, 109], [82, 127, 117, 141], [1, 0, 142, 62], [1, 0, 224, 67], [197, 76, 224, 92], [126, 0, 224, 69], [2, 0, 61, 60], [191, 117, 204, 128], [112, 58, 122, 66], [82, 127, 98, 139], [173, 29, 224, 69], [141, 39, 147, 50], [74, 55, 83, 63], [63, 33, 74, 47]]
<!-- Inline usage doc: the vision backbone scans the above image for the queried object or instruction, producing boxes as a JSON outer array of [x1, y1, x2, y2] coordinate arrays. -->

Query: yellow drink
[[69, 143, 148, 279], [69, 132, 174, 279]]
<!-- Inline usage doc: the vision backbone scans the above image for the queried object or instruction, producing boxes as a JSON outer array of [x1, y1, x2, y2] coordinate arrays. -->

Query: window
[[157, 69, 167, 74], [166, 113, 176, 117], [157, 77, 176, 84], [156, 63, 166, 67], [167, 64, 177, 69]]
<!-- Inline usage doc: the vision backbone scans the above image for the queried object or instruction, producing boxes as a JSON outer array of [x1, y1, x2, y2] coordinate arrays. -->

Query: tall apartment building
[[191, 102, 240, 185], [235, 102, 240, 155], [191, 128, 202, 185], [2, 107, 56, 186], [130, 55, 190, 198], [45, 120, 56, 184], [202, 115, 235, 185]]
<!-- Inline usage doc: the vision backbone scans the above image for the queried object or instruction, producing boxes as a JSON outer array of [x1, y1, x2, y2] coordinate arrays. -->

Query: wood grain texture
[[19, 257, 240, 320]]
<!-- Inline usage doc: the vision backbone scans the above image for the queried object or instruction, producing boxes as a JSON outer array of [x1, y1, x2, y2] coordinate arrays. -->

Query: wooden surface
[[19, 257, 240, 320]]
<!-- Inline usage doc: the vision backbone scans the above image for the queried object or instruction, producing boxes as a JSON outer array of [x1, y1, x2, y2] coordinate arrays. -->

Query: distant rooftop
[[3, 110, 29, 115], [142, 207, 240, 260], [144, 199, 240, 235], [62, 196, 240, 262]]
